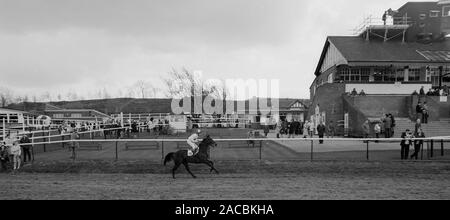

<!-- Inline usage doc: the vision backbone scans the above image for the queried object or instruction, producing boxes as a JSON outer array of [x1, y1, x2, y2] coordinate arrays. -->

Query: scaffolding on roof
[[353, 14, 413, 43]]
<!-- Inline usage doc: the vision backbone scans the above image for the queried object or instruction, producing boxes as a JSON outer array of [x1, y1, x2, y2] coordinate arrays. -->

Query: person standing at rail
[[400, 129, 413, 160], [317, 122, 326, 144], [374, 122, 381, 142], [362, 120, 370, 139], [411, 128, 425, 160], [303, 120, 309, 138], [288, 119, 295, 138], [327, 121, 335, 138], [276, 120, 282, 138], [10, 141, 21, 170], [69, 130, 80, 160], [19, 134, 32, 164], [308, 121, 315, 138]]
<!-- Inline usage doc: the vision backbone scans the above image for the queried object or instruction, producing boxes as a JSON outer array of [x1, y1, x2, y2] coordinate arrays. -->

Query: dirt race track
[[1, 160, 449, 200]]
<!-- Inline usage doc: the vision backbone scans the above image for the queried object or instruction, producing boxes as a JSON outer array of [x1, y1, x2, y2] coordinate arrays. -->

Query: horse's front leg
[[183, 162, 196, 178], [205, 160, 219, 174]]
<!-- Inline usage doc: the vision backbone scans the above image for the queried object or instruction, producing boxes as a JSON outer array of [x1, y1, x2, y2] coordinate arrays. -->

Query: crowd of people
[[0, 131, 32, 172], [274, 119, 305, 139], [413, 85, 450, 97], [273, 119, 337, 144]]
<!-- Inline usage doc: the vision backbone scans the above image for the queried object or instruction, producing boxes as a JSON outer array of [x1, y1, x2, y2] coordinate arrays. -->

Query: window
[[53, 114, 64, 118], [430, 67, 440, 87], [444, 6, 450, 17], [396, 69, 405, 82], [340, 67, 350, 82], [430, 10, 440, 18], [350, 68, 360, 82], [419, 14, 426, 20], [291, 102, 304, 109], [408, 68, 421, 81], [71, 113, 82, 118], [374, 68, 386, 82], [360, 68, 371, 82]]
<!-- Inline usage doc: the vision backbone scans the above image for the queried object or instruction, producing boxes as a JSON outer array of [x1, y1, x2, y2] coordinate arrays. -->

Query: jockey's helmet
[[197, 129, 202, 134]]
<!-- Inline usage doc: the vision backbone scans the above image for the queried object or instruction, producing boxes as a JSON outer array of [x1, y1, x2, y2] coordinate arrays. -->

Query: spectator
[[10, 141, 22, 170], [308, 121, 315, 138], [443, 85, 449, 96], [400, 129, 413, 160], [276, 121, 282, 138], [383, 114, 392, 138], [0, 143, 9, 171], [281, 119, 288, 136], [294, 120, 302, 136], [411, 128, 425, 160], [263, 125, 270, 137], [389, 114, 396, 137], [350, 88, 358, 96], [327, 120, 335, 138], [288, 119, 295, 138], [414, 119, 422, 135], [247, 130, 255, 147], [416, 102, 423, 120], [412, 90, 419, 96], [4, 133, 14, 163], [19, 134, 32, 164], [362, 120, 370, 139], [419, 86, 425, 95], [148, 118, 154, 133], [359, 90, 367, 96], [317, 122, 326, 144], [422, 102, 429, 124], [303, 120, 309, 138], [426, 88, 434, 96], [70, 131, 80, 159], [374, 122, 381, 141]]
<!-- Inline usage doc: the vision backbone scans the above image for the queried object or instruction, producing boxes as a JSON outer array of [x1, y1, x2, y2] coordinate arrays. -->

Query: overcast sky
[[0, 0, 432, 100]]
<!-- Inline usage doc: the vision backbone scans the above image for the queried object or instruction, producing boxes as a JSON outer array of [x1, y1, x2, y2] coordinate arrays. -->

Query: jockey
[[187, 129, 202, 156]]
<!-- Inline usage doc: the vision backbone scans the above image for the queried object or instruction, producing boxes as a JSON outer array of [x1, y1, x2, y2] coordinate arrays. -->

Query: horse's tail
[[164, 152, 175, 166]]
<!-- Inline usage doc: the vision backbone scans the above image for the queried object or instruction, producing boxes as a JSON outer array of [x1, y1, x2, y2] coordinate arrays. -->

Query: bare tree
[[0, 86, 14, 107], [163, 68, 225, 99], [41, 91, 52, 102], [102, 88, 111, 99], [132, 80, 155, 99]]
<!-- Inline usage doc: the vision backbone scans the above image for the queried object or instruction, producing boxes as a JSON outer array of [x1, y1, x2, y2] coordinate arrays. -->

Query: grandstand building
[[309, 0, 450, 137]]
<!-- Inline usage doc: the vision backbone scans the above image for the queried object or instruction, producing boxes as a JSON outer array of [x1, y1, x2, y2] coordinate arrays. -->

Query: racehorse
[[164, 135, 219, 179]]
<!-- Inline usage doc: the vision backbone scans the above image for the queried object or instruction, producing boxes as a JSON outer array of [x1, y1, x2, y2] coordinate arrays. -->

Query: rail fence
[[21, 133, 450, 162]]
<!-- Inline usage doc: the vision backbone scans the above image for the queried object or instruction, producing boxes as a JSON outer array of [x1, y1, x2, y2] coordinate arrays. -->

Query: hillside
[[7, 98, 310, 115]]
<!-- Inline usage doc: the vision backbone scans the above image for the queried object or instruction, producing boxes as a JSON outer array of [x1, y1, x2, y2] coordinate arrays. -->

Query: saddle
[[187, 148, 199, 157]]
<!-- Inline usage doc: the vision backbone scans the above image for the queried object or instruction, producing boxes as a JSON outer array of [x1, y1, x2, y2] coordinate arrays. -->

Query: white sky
[[0, 0, 434, 100]]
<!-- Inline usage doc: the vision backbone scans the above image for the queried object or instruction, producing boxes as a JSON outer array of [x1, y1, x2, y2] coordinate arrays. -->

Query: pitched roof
[[315, 36, 450, 76]]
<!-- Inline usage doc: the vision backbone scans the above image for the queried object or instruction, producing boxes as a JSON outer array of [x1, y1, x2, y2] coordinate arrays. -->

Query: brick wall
[[349, 95, 412, 118], [308, 83, 346, 128]]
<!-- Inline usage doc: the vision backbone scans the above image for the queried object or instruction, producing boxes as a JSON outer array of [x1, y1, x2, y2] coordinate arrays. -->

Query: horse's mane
[[198, 136, 213, 150]]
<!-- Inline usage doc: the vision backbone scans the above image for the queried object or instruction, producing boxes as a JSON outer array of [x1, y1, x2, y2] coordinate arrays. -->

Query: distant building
[[309, 1, 450, 137], [47, 109, 111, 123]]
